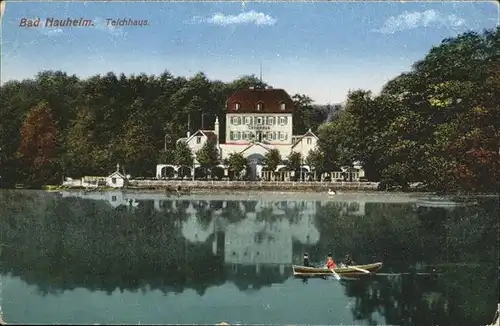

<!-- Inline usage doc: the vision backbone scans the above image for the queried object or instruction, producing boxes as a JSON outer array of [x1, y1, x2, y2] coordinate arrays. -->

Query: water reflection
[[0, 190, 497, 325]]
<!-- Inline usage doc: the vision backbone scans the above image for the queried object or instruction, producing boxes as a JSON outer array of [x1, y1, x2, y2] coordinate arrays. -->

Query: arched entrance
[[161, 165, 176, 179], [178, 166, 192, 179], [246, 153, 265, 181]]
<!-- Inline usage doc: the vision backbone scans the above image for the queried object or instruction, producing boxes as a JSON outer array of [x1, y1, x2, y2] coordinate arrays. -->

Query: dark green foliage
[[317, 27, 500, 192], [174, 141, 194, 168], [223, 152, 247, 180], [262, 149, 282, 172], [1, 27, 499, 193], [0, 71, 322, 184], [196, 140, 219, 178], [196, 140, 219, 169]]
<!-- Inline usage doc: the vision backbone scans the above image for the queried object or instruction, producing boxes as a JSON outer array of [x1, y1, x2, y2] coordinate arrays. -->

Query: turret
[[214, 116, 219, 144]]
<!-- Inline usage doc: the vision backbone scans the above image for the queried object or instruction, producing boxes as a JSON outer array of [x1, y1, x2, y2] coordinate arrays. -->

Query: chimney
[[187, 131, 191, 138], [214, 116, 219, 145]]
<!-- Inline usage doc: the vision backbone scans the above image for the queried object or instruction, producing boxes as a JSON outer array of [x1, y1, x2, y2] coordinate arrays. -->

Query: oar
[[351, 266, 370, 274], [329, 267, 341, 280], [0, 311, 6, 325]]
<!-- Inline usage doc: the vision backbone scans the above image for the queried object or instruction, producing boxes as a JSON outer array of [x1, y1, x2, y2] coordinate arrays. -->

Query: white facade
[[62, 177, 105, 188], [62, 164, 129, 188], [222, 207, 320, 266], [134, 197, 321, 264], [176, 119, 319, 179], [224, 223, 293, 265], [169, 87, 324, 179], [106, 171, 126, 188], [178, 130, 219, 157], [59, 191, 139, 208], [225, 113, 294, 145], [56, 192, 325, 274], [219, 117, 318, 163], [291, 132, 317, 158], [182, 213, 215, 243]]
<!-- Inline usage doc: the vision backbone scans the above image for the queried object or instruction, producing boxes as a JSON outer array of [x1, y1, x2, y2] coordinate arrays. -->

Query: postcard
[[0, 1, 498, 324]]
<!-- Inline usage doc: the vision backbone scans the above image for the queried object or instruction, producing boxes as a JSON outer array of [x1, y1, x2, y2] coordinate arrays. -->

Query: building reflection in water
[[0, 191, 494, 325], [58, 191, 366, 278]]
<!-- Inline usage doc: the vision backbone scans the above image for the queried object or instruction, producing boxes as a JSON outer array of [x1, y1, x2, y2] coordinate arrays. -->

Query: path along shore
[[126, 180, 381, 192]]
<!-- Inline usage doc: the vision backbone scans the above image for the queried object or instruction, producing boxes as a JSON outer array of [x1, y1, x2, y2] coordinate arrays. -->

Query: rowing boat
[[292, 262, 383, 277]]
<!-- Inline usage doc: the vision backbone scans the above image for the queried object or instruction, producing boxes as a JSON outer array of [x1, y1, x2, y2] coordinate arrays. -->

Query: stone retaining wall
[[127, 180, 379, 192]]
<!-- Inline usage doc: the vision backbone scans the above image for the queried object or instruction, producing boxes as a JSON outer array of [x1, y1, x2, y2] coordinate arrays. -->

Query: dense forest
[[0, 27, 498, 192], [0, 71, 333, 186]]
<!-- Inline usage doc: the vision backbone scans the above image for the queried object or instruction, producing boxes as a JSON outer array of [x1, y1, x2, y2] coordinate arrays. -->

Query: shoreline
[[55, 190, 435, 202], [99, 180, 382, 192], [51, 190, 491, 203], [4, 180, 497, 197]]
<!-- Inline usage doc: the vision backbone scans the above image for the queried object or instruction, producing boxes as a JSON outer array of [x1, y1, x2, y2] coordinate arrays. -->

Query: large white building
[[158, 86, 319, 180]]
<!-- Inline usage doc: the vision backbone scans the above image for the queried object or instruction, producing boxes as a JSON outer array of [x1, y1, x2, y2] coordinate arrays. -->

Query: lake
[[0, 190, 498, 325]]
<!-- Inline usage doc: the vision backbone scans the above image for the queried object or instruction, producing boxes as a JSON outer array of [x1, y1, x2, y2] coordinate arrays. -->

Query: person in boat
[[342, 254, 355, 266], [326, 253, 337, 270], [303, 253, 311, 267]]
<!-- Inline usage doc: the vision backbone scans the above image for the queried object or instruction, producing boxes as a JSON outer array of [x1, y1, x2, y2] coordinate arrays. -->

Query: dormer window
[[256, 102, 263, 111], [280, 103, 286, 111], [234, 102, 240, 111]]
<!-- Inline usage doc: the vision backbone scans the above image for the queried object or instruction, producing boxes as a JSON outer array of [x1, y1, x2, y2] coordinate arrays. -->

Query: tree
[[1, 27, 498, 194], [316, 115, 348, 172], [0, 70, 283, 186], [317, 27, 500, 192], [64, 107, 110, 176], [286, 151, 302, 170], [119, 98, 158, 177], [228, 75, 267, 93], [262, 149, 282, 180], [196, 140, 219, 177], [16, 101, 59, 186], [286, 151, 302, 180], [224, 152, 247, 180], [306, 148, 326, 179], [0, 80, 41, 185], [292, 94, 328, 134], [174, 141, 193, 168], [159, 149, 175, 165], [211, 166, 225, 180]]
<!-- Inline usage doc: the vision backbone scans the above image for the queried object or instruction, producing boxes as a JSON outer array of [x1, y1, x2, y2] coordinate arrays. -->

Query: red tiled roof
[[201, 130, 218, 142], [186, 130, 218, 143], [226, 87, 296, 114]]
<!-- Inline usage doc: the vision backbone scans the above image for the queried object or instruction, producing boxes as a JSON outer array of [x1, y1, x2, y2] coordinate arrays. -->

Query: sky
[[1, 1, 498, 104]]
